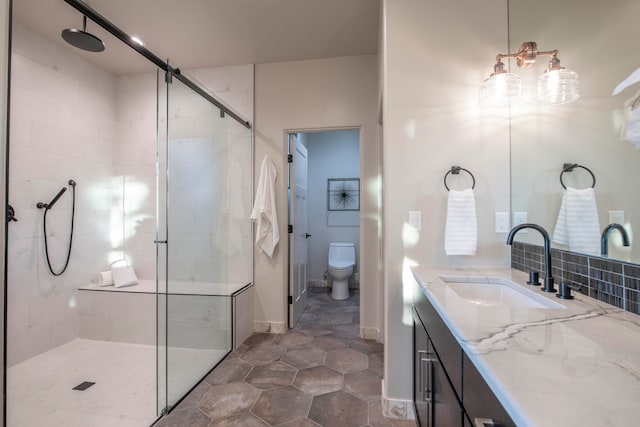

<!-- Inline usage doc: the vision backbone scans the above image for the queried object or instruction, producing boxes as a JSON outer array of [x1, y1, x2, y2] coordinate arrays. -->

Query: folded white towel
[[553, 187, 600, 256], [98, 271, 113, 287], [250, 156, 279, 257], [445, 189, 478, 256], [111, 265, 139, 288]]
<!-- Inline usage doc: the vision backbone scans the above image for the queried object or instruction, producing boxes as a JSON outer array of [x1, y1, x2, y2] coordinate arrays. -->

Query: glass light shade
[[479, 73, 521, 106], [537, 69, 579, 105]]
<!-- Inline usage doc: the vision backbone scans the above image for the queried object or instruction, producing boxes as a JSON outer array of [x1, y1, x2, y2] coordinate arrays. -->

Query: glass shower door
[[157, 69, 252, 413]]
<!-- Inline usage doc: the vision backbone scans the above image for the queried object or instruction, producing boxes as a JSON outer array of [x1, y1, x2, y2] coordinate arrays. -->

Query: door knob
[[305, 233, 312, 238]]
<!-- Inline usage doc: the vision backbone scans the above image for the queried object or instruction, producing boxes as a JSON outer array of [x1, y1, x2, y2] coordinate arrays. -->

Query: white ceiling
[[12, 0, 380, 75]]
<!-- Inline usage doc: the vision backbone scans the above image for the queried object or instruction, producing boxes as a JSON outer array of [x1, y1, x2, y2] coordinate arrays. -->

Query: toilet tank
[[328, 242, 356, 265]]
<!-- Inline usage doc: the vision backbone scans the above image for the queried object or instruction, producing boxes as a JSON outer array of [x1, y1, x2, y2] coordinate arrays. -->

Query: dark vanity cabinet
[[413, 281, 516, 427], [413, 308, 463, 426]]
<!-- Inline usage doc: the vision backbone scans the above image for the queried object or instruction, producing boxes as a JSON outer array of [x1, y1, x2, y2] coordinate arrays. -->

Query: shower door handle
[[7, 205, 18, 223], [154, 240, 167, 244]]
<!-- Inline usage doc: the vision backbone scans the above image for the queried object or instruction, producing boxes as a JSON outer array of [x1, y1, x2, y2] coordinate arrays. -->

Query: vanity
[[411, 267, 640, 427]]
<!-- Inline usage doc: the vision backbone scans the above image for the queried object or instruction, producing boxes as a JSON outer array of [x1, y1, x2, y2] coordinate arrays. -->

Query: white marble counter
[[411, 266, 640, 427]]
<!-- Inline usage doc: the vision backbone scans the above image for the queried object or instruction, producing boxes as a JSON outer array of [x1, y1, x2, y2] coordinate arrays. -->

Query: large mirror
[[509, 0, 640, 262]]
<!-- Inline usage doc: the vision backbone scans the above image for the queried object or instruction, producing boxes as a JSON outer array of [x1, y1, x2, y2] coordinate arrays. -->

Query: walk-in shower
[[5, 1, 253, 426]]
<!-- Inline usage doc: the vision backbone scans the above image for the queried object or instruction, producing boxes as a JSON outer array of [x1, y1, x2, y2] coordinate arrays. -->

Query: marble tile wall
[[511, 241, 640, 315], [7, 24, 117, 365], [233, 285, 254, 350]]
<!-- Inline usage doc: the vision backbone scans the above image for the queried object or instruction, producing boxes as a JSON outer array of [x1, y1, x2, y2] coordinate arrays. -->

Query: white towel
[[250, 156, 279, 257], [98, 271, 113, 287], [444, 189, 478, 256], [111, 265, 139, 288], [553, 187, 600, 255]]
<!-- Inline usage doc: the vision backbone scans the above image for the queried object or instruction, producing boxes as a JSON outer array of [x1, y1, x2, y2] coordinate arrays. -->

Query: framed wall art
[[327, 178, 360, 211]]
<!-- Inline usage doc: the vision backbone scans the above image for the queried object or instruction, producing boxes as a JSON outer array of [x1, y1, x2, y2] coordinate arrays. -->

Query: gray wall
[[382, 0, 510, 403], [254, 56, 381, 338], [303, 129, 360, 284]]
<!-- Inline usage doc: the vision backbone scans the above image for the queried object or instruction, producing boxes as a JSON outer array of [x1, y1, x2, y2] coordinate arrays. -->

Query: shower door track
[[62, 0, 252, 130]]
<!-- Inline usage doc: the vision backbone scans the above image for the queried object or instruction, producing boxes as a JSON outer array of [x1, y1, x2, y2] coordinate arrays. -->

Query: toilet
[[328, 242, 356, 300]]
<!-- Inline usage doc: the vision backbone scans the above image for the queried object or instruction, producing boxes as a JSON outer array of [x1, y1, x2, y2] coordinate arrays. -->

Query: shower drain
[[72, 381, 96, 391]]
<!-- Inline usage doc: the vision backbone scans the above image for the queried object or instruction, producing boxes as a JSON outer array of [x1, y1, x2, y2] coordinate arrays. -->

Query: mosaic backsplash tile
[[511, 241, 640, 315]]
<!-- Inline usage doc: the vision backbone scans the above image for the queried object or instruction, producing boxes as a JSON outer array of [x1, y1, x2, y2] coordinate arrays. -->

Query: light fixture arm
[[494, 42, 561, 70]]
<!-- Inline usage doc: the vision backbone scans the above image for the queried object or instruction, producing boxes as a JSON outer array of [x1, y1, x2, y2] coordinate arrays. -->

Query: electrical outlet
[[409, 211, 422, 231], [495, 212, 509, 233], [609, 211, 624, 225], [513, 212, 528, 233]]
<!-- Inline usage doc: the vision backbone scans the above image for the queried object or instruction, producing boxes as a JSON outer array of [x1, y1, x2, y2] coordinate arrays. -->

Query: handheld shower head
[[47, 188, 67, 210], [61, 15, 105, 52]]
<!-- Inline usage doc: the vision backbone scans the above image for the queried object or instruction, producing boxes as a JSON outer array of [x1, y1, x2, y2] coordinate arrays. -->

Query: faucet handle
[[556, 282, 575, 300], [526, 271, 540, 286]]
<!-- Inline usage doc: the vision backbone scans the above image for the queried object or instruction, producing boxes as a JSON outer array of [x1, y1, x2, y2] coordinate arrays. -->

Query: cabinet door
[[463, 353, 516, 427], [432, 353, 463, 427], [414, 311, 432, 426]]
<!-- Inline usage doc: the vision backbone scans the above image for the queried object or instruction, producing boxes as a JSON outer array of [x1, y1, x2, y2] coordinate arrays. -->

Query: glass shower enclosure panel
[[157, 69, 252, 412]]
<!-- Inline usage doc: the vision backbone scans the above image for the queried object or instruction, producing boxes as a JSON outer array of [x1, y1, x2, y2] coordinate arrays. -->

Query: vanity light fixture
[[480, 41, 579, 106]]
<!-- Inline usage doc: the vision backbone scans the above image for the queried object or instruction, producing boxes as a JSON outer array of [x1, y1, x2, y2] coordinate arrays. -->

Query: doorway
[[287, 128, 361, 328]]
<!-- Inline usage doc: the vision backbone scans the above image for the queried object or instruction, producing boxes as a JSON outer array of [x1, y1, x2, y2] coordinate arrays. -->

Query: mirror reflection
[[508, 0, 640, 262]]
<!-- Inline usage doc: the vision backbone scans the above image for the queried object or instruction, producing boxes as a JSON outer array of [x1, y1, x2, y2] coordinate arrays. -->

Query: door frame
[[284, 126, 363, 329]]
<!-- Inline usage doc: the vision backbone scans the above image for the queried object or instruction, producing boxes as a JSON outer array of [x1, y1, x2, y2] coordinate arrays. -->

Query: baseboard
[[254, 321, 286, 334], [308, 279, 328, 288], [361, 327, 379, 340], [381, 379, 416, 420]]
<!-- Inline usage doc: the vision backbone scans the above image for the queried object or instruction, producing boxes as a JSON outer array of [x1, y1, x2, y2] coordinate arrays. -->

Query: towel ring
[[444, 166, 475, 191], [560, 163, 596, 189]]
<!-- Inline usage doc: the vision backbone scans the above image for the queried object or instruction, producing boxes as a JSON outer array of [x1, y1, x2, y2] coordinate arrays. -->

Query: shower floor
[[7, 339, 227, 427]]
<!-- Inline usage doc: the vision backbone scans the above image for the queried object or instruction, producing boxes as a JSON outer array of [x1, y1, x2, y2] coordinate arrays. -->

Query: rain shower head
[[61, 15, 105, 52]]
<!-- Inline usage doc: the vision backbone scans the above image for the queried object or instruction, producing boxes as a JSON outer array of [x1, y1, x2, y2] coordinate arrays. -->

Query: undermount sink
[[440, 276, 565, 309]]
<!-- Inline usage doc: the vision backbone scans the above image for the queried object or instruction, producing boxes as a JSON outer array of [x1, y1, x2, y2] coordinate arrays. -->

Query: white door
[[288, 133, 309, 327]]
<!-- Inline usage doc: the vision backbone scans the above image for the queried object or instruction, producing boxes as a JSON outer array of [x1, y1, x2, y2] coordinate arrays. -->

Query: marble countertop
[[411, 266, 640, 427]]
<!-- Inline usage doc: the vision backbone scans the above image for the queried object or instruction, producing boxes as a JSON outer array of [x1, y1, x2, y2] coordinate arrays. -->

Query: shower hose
[[41, 180, 76, 276]]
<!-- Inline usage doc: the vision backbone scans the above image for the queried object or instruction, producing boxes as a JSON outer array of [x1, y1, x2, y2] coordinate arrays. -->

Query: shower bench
[[77, 280, 253, 350]]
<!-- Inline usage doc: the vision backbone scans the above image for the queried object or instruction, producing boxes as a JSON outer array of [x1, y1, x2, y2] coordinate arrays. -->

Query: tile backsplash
[[511, 241, 640, 315]]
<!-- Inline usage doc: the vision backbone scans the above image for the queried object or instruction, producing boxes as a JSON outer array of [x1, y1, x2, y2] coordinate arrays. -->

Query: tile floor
[[156, 288, 417, 427]]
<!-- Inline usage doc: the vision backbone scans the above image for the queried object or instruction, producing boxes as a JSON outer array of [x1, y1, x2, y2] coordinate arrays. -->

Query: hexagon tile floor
[[155, 288, 417, 427]]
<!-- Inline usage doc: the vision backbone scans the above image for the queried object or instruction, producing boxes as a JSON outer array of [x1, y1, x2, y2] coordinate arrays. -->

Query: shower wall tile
[[234, 285, 255, 350], [7, 24, 117, 365], [78, 290, 155, 345], [512, 242, 640, 316]]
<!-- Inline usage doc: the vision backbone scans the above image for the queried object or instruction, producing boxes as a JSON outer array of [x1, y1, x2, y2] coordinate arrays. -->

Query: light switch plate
[[495, 212, 509, 233], [409, 211, 422, 231]]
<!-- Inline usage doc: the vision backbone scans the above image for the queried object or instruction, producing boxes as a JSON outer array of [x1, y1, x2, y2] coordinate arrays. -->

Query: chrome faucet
[[601, 223, 630, 257], [506, 223, 557, 293]]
